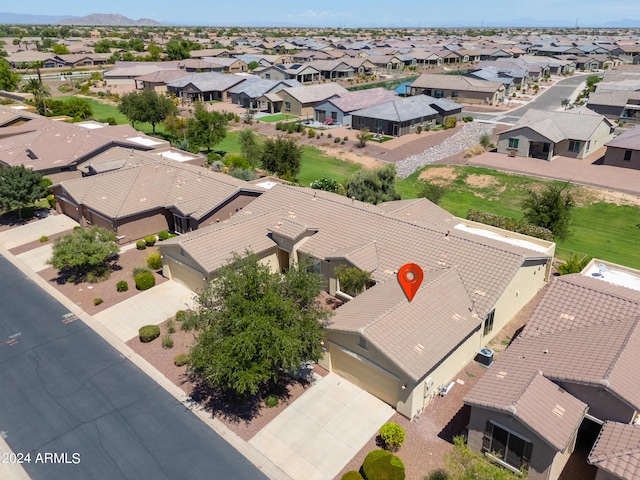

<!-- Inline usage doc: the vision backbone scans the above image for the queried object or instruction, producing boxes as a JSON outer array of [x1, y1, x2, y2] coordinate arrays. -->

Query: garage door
[[58, 198, 80, 222], [330, 344, 400, 407], [165, 256, 206, 292]]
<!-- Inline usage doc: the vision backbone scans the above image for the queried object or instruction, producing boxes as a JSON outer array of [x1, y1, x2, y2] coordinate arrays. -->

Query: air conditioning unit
[[476, 347, 494, 367]]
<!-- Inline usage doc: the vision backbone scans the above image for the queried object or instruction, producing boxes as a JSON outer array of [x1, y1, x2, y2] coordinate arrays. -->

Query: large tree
[[0, 166, 47, 218], [0, 59, 20, 91], [119, 89, 177, 134], [186, 102, 228, 152], [346, 164, 401, 205], [260, 135, 303, 180], [238, 127, 262, 168], [183, 251, 330, 397], [47, 226, 119, 279], [520, 182, 575, 240]]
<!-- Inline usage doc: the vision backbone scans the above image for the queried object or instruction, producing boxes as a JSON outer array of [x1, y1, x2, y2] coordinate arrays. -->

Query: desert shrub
[[87, 265, 110, 283], [334, 137, 341, 143], [479, 132, 491, 148], [444, 116, 457, 129], [327, 133, 333, 138], [424, 470, 450, 480], [161, 334, 174, 349], [229, 168, 258, 181], [418, 181, 447, 205], [144, 235, 156, 246], [557, 253, 592, 275], [361, 449, 405, 480], [39, 235, 49, 243], [341, 141, 345, 145], [275, 121, 283, 130], [67, 275, 76, 283], [335, 265, 371, 297], [341, 472, 365, 480], [139, 325, 160, 343], [93, 297, 103, 306], [265, 394, 279, 408], [116, 280, 129, 292], [310, 177, 341, 193], [47, 194, 55, 208], [136, 240, 147, 250], [174, 353, 189, 366], [175, 310, 188, 322], [223, 153, 251, 170], [132, 265, 152, 277], [307, 127, 315, 138], [343, 136, 348, 141], [416, 125, 423, 133], [135, 272, 156, 290], [158, 230, 170, 241], [467, 209, 554, 241], [380, 422, 405, 451], [166, 319, 176, 334], [146, 251, 162, 270], [104, 117, 117, 125]]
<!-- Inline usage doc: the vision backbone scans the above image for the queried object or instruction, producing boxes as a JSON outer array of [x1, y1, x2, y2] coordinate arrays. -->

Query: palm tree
[[22, 74, 51, 116]]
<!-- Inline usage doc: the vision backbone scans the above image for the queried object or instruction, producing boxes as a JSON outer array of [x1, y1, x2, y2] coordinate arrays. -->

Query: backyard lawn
[[257, 113, 298, 123]]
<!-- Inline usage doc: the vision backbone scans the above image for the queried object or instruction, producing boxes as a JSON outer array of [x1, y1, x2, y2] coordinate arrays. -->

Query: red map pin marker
[[398, 263, 424, 302]]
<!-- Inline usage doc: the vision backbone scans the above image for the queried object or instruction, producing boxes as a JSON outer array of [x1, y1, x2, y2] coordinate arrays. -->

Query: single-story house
[[306, 60, 356, 80], [603, 124, 640, 169], [465, 260, 640, 480], [158, 185, 555, 419], [229, 78, 301, 110], [134, 69, 194, 91], [166, 72, 248, 103], [200, 57, 248, 73], [52, 153, 264, 244], [350, 95, 461, 137], [409, 73, 506, 105], [587, 91, 640, 122], [278, 83, 348, 117], [497, 108, 616, 160], [254, 63, 321, 84], [313, 87, 398, 126]]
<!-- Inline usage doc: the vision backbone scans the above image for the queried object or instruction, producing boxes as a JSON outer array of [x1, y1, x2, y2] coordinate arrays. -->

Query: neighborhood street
[[0, 254, 267, 480]]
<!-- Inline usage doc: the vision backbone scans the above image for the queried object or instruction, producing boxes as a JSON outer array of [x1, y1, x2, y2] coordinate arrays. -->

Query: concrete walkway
[[15, 243, 53, 272], [0, 214, 78, 249], [93, 281, 196, 342], [250, 373, 394, 480]]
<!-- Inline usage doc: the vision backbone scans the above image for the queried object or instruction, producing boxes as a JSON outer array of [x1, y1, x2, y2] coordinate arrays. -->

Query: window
[[358, 337, 367, 350], [508, 138, 519, 149], [483, 309, 495, 336], [451, 91, 459, 98], [569, 140, 581, 153], [434, 90, 444, 98], [624, 150, 633, 161], [285, 101, 291, 111], [483, 421, 532, 472], [586, 140, 591, 151], [358, 116, 365, 126], [331, 111, 337, 120]]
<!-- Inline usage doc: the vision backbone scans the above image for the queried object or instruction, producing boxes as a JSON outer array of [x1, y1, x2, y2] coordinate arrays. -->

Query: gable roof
[[281, 83, 348, 104], [316, 88, 398, 114], [501, 108, 614, 143], [166, 72, 247, 92], [589, 421, 640, 480], [350, 95, 445, 122], [411, 73, 504, 93], [606, 125, 640, 151]]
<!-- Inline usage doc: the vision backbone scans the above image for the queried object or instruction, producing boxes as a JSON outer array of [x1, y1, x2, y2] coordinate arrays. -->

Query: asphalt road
[[0, 254, 267, 480], [466, 74, 591, 123]]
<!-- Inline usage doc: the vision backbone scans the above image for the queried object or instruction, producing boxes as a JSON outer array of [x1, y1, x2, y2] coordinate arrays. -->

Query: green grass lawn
[[297, 146, 362, 186], [258, 113, 298, 123]]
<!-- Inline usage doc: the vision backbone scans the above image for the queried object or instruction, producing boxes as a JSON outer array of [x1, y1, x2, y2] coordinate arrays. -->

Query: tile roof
[[501, 108, 613, 143], [166, 72, 247, 92], [411, 73, 504, 93], [465, 274, 640, 450], [318, 88, 398, 114], [350, 95, 439, 123], [589, 421, 640, 480], [606, 125, 640, 150], [281, 83, 348, 104], [58, 154, 260, 221]]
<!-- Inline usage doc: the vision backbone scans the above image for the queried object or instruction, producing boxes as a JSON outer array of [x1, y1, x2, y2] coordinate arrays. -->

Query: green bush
[[135, 272, 156, 290], [161, 334, 174, 349], [362, 450, 405, 480], [139, 325, 161, 343], [116, 280, 129, 292], [133, 265, 152, 277], [158, 230, 170, 241], [136, 240, 147, 250], [39, 235, 49, 243], [174, 353, 189, 366], [380, 422, 405, 451], [341, 472, 365, 480], [166, 319, 176, 334], [47, 194, 56, 208], [334, 137, 341, 143], [307, 127, 316, 138], [343, 136, 349, 141], [558, 253, 591, 275], [146, 251, 162, 270], [444, 117, 457, 129], [466, 209, 554, 241], [93, 297, 103, 306], [223, 153, 251, 170], [175, 310, 188, 322], [144, 235, 156, 247], [265, 394, 279, 408], [424, 470, 449, 480]]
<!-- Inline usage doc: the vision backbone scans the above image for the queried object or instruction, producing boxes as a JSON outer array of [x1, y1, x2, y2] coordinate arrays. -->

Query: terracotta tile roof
[[282, 83, 348, 104], [325, 241, 380, 273], [589, 421, 640, 480], [411, 73, 504, 93], [378, 198, 456, 229], [267, 217, 317, 241]]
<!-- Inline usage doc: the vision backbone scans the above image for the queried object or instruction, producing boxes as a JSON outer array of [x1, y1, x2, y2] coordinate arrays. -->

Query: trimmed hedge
[[139, 325, 160, 343], [116, 280, 128, 292], [342, 472, 365, 480], [380, 422, 405, 451], [158, 230, 170, 241], [467, 209, 554, 241], [144, 235, 156, 246], [136, 240, 147, 250], [362, 449, 405, 480], [135, 272, 156, 291], [174, 353, 189, 366]]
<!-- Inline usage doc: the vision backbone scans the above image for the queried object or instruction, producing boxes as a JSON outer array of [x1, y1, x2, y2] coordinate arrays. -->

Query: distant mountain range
[[0, 12, 162, 26]]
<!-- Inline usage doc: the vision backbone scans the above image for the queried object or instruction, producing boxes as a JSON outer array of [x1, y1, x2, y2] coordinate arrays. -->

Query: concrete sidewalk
[[0, 214, 78, 249], [93, 281, 196, 342], [250, 373, 394, 480]]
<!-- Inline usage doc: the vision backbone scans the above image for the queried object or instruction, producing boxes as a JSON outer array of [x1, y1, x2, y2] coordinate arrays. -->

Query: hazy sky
[[9, 0, 640, 27]]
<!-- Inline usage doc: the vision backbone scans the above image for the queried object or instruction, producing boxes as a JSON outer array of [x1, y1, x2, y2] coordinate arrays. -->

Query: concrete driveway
[[0, 214, 78, 249], [93, 281, 195, 341], [249, 373, 394, 480]]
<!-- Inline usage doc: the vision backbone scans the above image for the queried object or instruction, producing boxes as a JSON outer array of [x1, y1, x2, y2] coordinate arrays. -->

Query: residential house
[[465, 260, 640, 480], [200, 57, 248, 73], [409, 73, 506, 105], [587, 91, 640, 122], [229, 78, 301, 110], [254, 63, 321, 84], [350, 95, 461, 137], [134, 69, 194, 92], [603, 125, 640, 169], [158, 185, 554, 418], [52, 152, 264, 244], [313, 88, 398, 126], [278, 83, 348, 117], [306, 60, 356, 80], [166, 72, 247, 103], [497, 108, 616, 160]]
